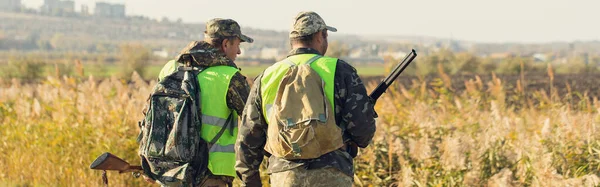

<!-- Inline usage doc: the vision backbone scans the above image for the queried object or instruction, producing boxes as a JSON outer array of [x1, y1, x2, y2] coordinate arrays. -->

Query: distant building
[[95, 2, 125, 18], [111, 4, 125, 17], [81, 5, 89, 15], [349, 49, 365, 59], [95, 2, 111, 17], [533, 53, 548, 62], [152, 49, 170, 58], [41, 0, 74, 15], [0, 0, 21, 12], [379, 50, 407, 59], [260, 48, 281, 59], [167, 32, 177, 38], [239, 47, 261, 59]]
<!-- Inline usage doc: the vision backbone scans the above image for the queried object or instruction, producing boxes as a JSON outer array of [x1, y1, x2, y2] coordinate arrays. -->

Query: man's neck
[[291, 45, 322, 55]]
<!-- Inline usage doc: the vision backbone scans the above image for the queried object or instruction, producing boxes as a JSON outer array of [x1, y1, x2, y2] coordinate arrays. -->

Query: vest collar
[[287, 48, 322, 57]]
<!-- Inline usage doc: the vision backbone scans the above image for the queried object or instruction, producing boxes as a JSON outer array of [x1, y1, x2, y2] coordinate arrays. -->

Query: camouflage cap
[[289, 11, 337, 38], [205, 18, 254, 43]]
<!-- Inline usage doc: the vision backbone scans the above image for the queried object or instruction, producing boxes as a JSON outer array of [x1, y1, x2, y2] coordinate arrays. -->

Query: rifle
[[346, 49, 417, 158], [369, 49, 418, 102], [89, 152, 142, 186]]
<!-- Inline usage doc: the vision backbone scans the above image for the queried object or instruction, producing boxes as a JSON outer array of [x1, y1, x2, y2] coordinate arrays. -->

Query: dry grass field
[[1, 70, 599, 186]]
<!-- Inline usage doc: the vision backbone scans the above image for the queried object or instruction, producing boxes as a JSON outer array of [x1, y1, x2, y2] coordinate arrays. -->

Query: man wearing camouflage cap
[[236, 11, 376, 186], [149, 18, 253, 187]]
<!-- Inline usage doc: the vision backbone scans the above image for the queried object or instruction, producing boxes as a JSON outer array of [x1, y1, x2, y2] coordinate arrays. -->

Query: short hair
[[290, 30, 327, 46], [207, 36, 237, 49]]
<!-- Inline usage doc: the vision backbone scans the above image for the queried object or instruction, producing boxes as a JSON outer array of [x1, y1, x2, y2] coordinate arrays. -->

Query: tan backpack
[[264, 57, 344, 159]]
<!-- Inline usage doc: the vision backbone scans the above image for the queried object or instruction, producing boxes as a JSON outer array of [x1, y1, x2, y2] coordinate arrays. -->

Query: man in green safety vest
[[146, 18, 253, 187], [235, 11, 377, 187]]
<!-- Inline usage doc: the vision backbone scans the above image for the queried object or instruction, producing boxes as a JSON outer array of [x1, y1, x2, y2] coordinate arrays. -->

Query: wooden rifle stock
[[90, 152, 142, 173], [90, 152, 142, 186]]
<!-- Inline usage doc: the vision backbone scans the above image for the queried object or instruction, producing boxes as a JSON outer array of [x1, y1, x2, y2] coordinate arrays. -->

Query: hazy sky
[[21, 0, 599, 43]]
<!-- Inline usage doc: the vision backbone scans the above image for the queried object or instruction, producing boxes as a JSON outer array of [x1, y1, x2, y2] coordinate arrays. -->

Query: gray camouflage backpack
[[137, 61, 231, 186]]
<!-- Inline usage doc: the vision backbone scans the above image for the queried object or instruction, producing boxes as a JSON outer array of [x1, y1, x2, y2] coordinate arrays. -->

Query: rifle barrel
[[385, 49, 417, 85], [369, 49, 417, 101]]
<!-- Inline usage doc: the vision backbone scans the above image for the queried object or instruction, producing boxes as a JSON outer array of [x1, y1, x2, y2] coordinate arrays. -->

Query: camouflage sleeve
[[235, 74, 266, 187], [335, 60, 377, 148], [226, 72, 251, 115]]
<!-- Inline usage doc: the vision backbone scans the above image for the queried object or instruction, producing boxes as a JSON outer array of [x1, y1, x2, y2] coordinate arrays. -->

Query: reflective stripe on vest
[[210, 144, 235, 153], [260, 54, 337, 124], [157, 61, 239, 177], [202, 114, 238, 128]]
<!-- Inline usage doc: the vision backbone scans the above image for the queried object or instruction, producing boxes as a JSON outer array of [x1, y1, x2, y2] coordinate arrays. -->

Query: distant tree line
[[384, 49, 600, 76]]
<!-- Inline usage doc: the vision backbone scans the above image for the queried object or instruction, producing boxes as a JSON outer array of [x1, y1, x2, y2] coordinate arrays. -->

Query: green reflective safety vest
[[260, 54, 337, 123], [158, 60, 239, 177]]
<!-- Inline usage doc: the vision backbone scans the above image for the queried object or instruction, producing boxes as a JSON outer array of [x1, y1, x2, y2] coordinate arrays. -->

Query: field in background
[[0, 63, 386, 80], [1, 49, 600, 186], [1, 70, 600, 186]]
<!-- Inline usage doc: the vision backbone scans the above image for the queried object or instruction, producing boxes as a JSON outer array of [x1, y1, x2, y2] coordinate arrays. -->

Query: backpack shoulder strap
[[208, 112, 234, 147]]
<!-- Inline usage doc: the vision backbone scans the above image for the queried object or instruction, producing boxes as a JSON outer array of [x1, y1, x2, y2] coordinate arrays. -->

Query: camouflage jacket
[[235, 48, 377, 186], [158, 41, 250, 116]]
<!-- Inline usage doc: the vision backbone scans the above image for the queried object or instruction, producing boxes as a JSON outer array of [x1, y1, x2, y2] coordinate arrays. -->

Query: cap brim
[[326, 25, 337, 32], [239, 34, 254, 43]]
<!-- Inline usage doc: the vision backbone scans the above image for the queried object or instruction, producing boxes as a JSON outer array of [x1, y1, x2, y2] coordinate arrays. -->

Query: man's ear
[[221, 38, 229, 51], [314, 31, 324, 44]]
